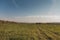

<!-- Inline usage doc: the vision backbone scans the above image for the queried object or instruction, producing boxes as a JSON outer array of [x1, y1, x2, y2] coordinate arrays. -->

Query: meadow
[[0, 20, 60, 40]]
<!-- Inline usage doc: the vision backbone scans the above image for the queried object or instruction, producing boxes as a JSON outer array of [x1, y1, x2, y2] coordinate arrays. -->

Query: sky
[[0, 0, 60, 23]]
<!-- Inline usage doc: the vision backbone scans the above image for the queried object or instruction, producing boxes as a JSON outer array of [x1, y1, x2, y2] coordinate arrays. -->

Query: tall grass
[[0, 21, 60, 40]]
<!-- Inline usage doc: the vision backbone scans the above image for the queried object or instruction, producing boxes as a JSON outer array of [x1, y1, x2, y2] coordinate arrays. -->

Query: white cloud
[[0, 15, 60, 23], [48, 0, 56, 15]]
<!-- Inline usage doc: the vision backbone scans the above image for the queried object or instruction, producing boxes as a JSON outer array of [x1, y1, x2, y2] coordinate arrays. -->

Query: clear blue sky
[[0, 0, 60, 22], [0, 0, 53, 17]]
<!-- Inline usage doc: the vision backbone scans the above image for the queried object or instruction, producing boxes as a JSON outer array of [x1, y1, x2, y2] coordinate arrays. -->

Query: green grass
[[0, 21, 60, 40]]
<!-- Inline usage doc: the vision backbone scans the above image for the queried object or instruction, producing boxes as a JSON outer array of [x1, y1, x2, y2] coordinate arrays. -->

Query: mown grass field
[[0, 20, 60, 40]]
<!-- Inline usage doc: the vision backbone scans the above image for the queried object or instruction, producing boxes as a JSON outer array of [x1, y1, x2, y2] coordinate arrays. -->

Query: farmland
[[0, 20, 60, 40]]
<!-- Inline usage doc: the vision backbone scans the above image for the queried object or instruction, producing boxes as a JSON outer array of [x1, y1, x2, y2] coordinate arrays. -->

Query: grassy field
[[0, 20, 60, 40]]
